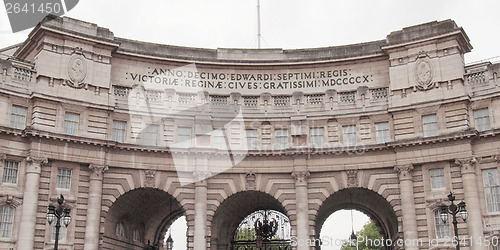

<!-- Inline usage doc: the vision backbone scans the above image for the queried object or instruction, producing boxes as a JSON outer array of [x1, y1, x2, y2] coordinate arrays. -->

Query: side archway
[[315, 188, 399, 248], [210, 190, 289, 250], [102, 187, 184, 249]]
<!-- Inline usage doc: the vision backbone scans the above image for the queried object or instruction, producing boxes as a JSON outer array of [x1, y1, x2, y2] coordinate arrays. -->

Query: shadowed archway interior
[[210, 191, 288, 250], [103, 188, 184, 250], [315, 188, 399, 249]]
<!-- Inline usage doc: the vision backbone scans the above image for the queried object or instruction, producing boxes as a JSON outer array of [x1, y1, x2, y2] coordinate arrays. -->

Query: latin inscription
[[125, 67, 374, 91]]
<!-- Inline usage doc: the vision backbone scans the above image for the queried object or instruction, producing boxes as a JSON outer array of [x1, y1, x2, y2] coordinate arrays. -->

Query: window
[[63, 113, 79, 135], [56, 168, 72, 190], [133, 228, 141, 242], [483, 169, 500, 212], [176, 127, 192, 148], [0, 205, 14, 238], [275, 129, 288, 150], [212, 129, 227, 150], [144, 124, 159, 146], [422, 114, 438, 137], [246, 129, 258, 150], [342, 125, 357, 146], [2, 161, 19, 184], [430, 168, 446, 190], [434, 210, 450, 239], [112, 121, 126, 143], [51, 222, 67, 241], [375, 122, 390, 144], [10, 105, 27, 129], [474, 108, 491, 132], [116, 223, 125, 237], [310, 128, 324, 148]]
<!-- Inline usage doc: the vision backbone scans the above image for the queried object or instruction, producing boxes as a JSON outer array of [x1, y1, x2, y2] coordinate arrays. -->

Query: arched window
[[434, 210, 450, 239], [115, 222, 125, 238], [132, 228, 142, 242], [0, 205, 14, 238]]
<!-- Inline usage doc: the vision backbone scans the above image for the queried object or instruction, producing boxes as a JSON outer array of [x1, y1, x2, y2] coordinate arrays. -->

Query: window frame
[[2, 160, 19, 185], [429, 168, 446, 190], [10, 105, 27, 129], [56, 168, 72, 190], [342, 125, 357, 147], [474, 108, 491, 132], [245, 129, 258, 150], [375, 122, 391, 144], [176, 127, 192, 148], [422, 114, 439, 137], [143, 124, 159, 146], [274, 129, 289, 150], [434, 209, 451, 239], [63, 112, 80, 136], [0, 205, 14, 238], [310, 127, 324, 148], [483, 168, 500, 213], [111, 120, 127, 143]]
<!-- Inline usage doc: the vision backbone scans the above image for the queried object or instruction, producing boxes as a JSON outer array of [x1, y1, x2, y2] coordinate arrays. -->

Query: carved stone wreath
[[66, 49, 87, 88], [414, 53, 434, 91]]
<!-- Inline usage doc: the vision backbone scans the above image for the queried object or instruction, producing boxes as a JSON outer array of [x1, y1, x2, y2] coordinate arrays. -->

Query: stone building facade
[[0, 16, 499, 250]]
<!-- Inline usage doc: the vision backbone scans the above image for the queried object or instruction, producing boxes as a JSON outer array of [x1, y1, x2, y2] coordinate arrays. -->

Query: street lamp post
[[46, 195, 72, 250], [440, 192, 468, 250]]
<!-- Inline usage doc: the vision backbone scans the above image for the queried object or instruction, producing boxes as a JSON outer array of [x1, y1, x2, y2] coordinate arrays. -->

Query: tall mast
[[257, 0, 261, 49]]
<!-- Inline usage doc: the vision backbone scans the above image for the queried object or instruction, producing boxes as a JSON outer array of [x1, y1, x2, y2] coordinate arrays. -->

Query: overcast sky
[[1, 0, 500, 63], [1, 1, 498, 249]]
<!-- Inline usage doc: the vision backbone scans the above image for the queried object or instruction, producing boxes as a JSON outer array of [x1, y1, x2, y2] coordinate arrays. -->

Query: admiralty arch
[[0, 16, 499, 250]]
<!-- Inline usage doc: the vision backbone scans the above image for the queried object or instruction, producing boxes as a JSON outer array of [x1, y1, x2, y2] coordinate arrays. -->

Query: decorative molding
[[245, 172, 256, 191], [414, 52, 435, 91], [26, 156, 48, 165], [89, 164, 108, 179], [0, 195, 22, 208], [455, 157, 477, 175], [66, 48, 87, 89], [292, 171, 310, 184], [394, 165, 414, 181], [193, 171, 211, 184], [0, 153, 6, 161], [144, 170, 156, 188], [346, 169, 358, 188]]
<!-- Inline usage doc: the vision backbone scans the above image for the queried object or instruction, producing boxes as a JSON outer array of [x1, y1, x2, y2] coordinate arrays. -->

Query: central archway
[[315, 188, 399, 249], [210, 191, 289, 250], [103, 188, 184, 249]]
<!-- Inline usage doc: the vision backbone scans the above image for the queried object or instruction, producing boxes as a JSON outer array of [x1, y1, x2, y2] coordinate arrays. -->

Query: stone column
[[456, 158, 487, 250], [193, 171, 209, 250], [83, 164, 108, 250], [18, 156, 47, 250], [292, 171, 310, 250], [394, 165, 419, 250]]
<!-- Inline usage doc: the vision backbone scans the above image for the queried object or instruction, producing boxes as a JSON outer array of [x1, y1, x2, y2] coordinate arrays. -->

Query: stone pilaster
[[456, 157, 487, 250], [83, 164, 108, 250], [292, 171, 310, 250], [394, 165, 419, 250], [193, 171, 209, 250], [18, 156, 47, 250]]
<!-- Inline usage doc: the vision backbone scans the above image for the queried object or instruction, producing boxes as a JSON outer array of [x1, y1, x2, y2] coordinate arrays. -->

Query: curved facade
[[0, 16, 500, 249]]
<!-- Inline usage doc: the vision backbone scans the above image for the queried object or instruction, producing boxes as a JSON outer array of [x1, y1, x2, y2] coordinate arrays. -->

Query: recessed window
[[310, 128, 324, 148], [176, 127, 192, 148], [483, 168, 500, 212], [434, 210, 450, 239], [246, 129, 258, 150], [212, 129, 227, 150], [51, 222, 67, 241], [10, 105, 27, 129], [342, 125, 357, 146], [143, 124, 159, 146], [56, 168, 72, 190], [63, 113, 79, 135], [2, 161, 19, 184], [0, 205, 14, 238], [474, 108, 491, 132], [274, 129, 288, 150], [430, 168, 445, 190], [112, 121, 127, 143], [422, 114, 438, 137], [116, 223, 125, 237], [375, 122, 390, 144]]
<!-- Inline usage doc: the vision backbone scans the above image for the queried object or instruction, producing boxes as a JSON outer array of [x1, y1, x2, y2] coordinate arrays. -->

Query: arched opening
[[315, 188, 398, 250], [103, 188, 185, 250], [210, 191, 289, 250]]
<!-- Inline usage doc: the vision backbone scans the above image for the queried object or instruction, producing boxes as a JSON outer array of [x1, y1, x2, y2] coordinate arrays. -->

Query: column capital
[[89, 164, 108, 180], [394, 165, 414, 181], [292, 171, 310, 185], [193, 171, 211, 186], [455, 157, 477, 175], [26, 156, 48, 174]]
